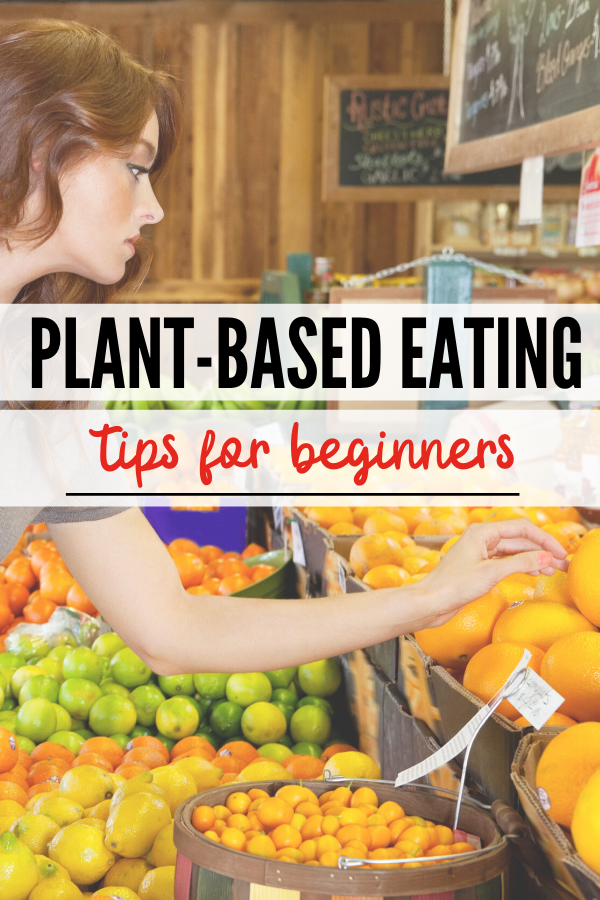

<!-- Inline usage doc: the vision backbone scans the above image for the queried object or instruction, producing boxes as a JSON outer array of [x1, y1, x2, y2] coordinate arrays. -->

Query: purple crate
[[143, 507, 248, 553]]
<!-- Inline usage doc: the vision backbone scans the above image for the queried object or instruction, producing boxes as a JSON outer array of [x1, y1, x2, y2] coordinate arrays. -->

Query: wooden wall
[[0, 1, 444, 298]]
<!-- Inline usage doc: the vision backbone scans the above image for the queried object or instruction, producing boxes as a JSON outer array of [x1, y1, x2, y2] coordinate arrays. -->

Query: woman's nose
[[139, 183, 164, 225]]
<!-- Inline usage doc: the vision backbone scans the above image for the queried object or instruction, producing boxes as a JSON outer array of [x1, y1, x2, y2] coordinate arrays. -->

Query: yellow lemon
[[171, 757, 221, 792], [105, 792, 172, 858], [60, 766, 116, 808], [0, 831, 40, 900], [93, 888, 140, 900], [102, 858, 154, 892], [34, 853, 72, 882], [323, 752, 382, 781], [30, 882, 83, 900], [148, 767, 197, 816], [49, 822, 115, 885], [33, 794, 85, 828], [236, 759, 293, 783], [572, 769, 600, 874], [0, 813, 21, 831], [80, 817, 107, 831], [10, 813, 60, 855], [147, 821, 176, 867], [138, 866, 175, 899], [0, 800, 26, 819], [85, 800, 112, 822], [110, 775, 162, 812]]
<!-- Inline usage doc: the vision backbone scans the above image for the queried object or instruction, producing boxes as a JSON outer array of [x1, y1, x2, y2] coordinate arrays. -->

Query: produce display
[[190, 782, 476, 867]]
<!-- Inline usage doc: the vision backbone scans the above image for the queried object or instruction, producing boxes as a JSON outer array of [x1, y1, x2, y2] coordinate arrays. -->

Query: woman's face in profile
[[49, 111, 163, 285]]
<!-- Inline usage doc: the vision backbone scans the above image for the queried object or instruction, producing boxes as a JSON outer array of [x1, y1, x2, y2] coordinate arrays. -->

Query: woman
[[0, 20, 566, 675]]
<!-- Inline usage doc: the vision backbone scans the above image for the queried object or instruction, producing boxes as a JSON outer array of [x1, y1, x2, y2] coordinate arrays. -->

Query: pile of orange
[[166, 538, 276, 596], [191, 783, 475, 867]]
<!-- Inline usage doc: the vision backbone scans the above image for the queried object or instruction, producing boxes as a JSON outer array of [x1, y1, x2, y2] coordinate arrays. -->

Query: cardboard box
[[340, 649, 389, 768], [398, 634, 444, 742], [512, 732, 600, 900]]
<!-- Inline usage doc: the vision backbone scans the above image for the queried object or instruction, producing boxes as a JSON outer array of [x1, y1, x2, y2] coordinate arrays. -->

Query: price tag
[[273, 506, 284, 532], [290, 520, 306, 567], [518, 156, 544, 225], [509, 669, 565, 730], [338, 560, 347, 594]]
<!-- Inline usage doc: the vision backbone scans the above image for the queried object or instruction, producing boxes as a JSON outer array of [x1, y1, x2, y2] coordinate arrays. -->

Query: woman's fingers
[[485, 549, 555, 581], [467, 520, 567, 560]]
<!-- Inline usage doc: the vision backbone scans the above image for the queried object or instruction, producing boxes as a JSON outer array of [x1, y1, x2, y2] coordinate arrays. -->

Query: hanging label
[[508, 669, 565, 730], [338, 560, 347, 594], [577, 149, 600, 248], [273, 506, 284, 532], [395, 650, 532, 786], [290, 521, 306, 567], [518, 156, 544, 225]]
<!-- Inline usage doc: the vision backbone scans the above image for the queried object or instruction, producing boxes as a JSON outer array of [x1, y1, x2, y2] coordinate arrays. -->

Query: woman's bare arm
[[48, 509, 567, 675]]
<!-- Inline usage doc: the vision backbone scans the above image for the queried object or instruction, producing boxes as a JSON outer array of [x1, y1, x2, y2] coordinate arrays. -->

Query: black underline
[[65, 491, 521, 497]]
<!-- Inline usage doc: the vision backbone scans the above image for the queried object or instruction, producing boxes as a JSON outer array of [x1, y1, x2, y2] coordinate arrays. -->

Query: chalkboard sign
[[323, 75, 580, 201], [446, 0, 600, 173]]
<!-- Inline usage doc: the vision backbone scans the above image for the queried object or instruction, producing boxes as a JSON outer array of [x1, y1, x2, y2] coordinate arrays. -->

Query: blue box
[[143, 507, 248, 553]]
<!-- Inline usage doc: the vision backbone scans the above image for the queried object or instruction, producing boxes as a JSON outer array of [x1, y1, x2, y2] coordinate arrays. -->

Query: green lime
[[37, 658, 64, 683], [226, 673, 272, 708], [257, 742, 292, 763], [52, 703, 72, 733], [73, 728, 94, 741], [194, 696, 213, 719], [48, 731, 85, 755], [62, 648, 104, 685], [1, 669, 16, 697], [101, 657, 111, 679], [58, 678, 102, 720], [292, 741, 322, 758], [186, 696, 205, 724], [297, 696, 334, 716], [154, 734, 176, 754], [9, 634, 50, 661], [155, 697, 200, 740], [130, 684, 166, 726], [325, 729, 347, 747], [279, 733, 293, 749], [11, 666, 46, 700], [0, 712, 18, 732], [271, 688, 298, 707], [193, 673, 229, 700], [194, 729, 219, 751], [0, 653, 25, 669], [210, 701, 243, 739], [100, 681, 130, 699], [110, 649, 151, 689], [290, 706, 331, 746], [89, 695, 137, 737], [91, 633, 127, 658], [241, 702, 287, 746], [297, 659, 341, 697], [109, 733, 131, 750], [16, 697, 57, 743], [15, 735, 35, 754], [48, 647, 70, 663], [264, 668, 298, 689], [272, 702, 294, 727], [130, 724, 156, 738], [0, 672, 6, 696], [19, 675, 60, 705], [1, 698, 16, 712], [158, 674, 194, 697]]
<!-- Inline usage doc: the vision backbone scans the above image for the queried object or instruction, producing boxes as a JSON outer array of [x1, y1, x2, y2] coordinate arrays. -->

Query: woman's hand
[[414, 519, 568, 630]]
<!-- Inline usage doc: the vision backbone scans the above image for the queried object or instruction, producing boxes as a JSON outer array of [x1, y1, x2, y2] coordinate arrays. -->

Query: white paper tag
[[290, 520, 306, 567], [253, 422, 285, 447], [509, 669, 565, 730], [273, 506, 284, 532], [338, 560, 347, 593], [577, 149, 600, 247], [519, 156, 544, 225]]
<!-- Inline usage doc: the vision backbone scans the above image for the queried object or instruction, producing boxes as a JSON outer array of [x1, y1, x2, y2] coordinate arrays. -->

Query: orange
[[329, 522, 362, 535], [389, 818, 412, 841], [514, 712, 577, 728], [414, 519, 459, 536], [30, 742, 75, 766], [394, 507, 432, 531], [414, 587, 512, 669], [271, 824, 302, 850], [401, 825, 431, 850], [199, 578, 221, 595], [567, 533, 600, 626], [367, 824, 392, 850], [321, 744, 356, 761], [542, 523, 584, 554], [216, 559, 251, 579], [492, 601, 597, 652], [524, 508, 552, 527], [440, 536, 460, 555], [300, 815, 324, 840], [377, 801, 405, 824], [168, 538, 202, 557], [535, 722, 600, 827], [463, 642, 544, 720], [204, 830, 220, 843], [316, 834, 341, 859], [187, 585, 212, 595], [275, 848, 303, 863], [532, 571, 575, 608], [349, 534, 404, 579], [295, 801, 320, 818], [17, 750, 32, 772], [363, 513, 408, 535], [0, 728, 19, 774], [362, 565, 410, 590], [434, 825, 454, 845], [247, 834, 277, 859], [218, 575, 253, 595], [339, 808, 367, 827], [171, 552, 206, 588], [226, 792, 252, 815], [5, 556, 37, 590], [350, 786, 379, 808], [345, 839, 369, 857], [255, 797, 294, 829], [212, 819, 228, 836], [221, 826, 247, 851], [322, 815, 341, 835], [319, 850, 346, 867], [350, 507, 385, 528], [275, 785, 318, 808], [192, 806, 217, 834], [541, 632, 600, 721], [28, 782, 58, 798], [247, 788, 269, 801], [494, 574, 536, 604], [483, 507, 529, 523], [66, 583, 98, 616], [304, 507, 354, 529], [248, 565, 277, 583], [226, 814, 251, 832], [79, 737, 124, 769], [172, 736, 216, 760], [197, 545, 223, 563], [541, 507, 581, 523], [39, 560, 75, 604], [114, 762, 150, 779], [126, 735, 169, 763], [329, 786, 352, 806], [242, 543, 266, 559], [451, 842, 474, 854], [0, 583, 29, 616], [395, 840, 423, 858], [468, 508, 489, 524], [29, 546, 59, 578], [336, 824, 371, 848], [27, 760, 69, 785], [299, 839, 318, 861], [0, 780, 28, 806], [122, 747, 165, 769], [171, 748, 214, 766], [23, 596, 56, 624], [284, 756, 324, 779], [213, 755, 245, 775], [212, 805, 230, 820]]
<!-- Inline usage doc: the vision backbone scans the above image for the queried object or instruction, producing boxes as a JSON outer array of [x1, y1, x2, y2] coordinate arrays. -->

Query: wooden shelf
[[430, 246, 600, 270]]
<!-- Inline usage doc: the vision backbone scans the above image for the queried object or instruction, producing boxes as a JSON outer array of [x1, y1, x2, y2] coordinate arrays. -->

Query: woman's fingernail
[[538, 552, 552, 565]]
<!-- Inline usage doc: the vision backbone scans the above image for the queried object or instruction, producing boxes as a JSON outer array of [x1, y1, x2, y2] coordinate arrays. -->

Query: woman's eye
[[128, 164, 145, 180]]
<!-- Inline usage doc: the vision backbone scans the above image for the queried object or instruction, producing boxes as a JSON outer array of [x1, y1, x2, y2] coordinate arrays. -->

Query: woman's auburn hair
[[0, 19, 183, 304]]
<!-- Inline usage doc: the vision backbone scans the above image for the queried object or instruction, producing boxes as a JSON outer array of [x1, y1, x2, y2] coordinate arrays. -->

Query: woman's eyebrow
[[138, 139, 157, 165]]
